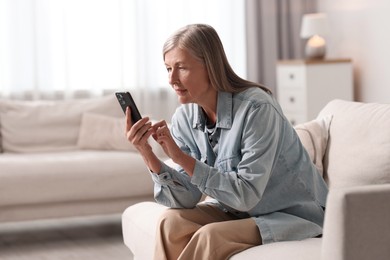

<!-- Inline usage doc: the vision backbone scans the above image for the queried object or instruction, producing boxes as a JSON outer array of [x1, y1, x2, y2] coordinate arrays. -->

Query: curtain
[[0, 0, 246, 119], [245, 0, 317, 95]]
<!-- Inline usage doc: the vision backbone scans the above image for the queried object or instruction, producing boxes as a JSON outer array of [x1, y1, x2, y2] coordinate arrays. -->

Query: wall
[[318, 0, 390, 103]]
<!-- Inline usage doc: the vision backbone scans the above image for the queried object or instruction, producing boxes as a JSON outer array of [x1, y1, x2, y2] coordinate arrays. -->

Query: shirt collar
[[192, 91, 233, 131]]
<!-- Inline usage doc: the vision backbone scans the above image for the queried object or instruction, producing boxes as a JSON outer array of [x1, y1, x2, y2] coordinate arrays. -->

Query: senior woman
[[125, 24, 328, 260]]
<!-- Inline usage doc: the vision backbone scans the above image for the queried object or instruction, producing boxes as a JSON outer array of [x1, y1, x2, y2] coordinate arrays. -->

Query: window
[[0, 0, 246, 99]]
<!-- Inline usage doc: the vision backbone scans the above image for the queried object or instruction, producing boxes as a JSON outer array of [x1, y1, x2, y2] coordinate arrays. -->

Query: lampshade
[[300, 13, 329, 39]]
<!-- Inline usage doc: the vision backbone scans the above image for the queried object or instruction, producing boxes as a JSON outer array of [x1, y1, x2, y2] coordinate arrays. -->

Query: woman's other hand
[[152, 120, 197, 174], [152, 120, 182, 160]]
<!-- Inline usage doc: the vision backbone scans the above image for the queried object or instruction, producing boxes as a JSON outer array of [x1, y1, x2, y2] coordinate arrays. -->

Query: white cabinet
[[276, 59, 353, 125]]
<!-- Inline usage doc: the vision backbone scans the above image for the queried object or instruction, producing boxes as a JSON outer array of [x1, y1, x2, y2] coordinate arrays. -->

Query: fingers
[[133, 127, 154, 147], [125, 107, 132, 132], [153, 120, 168, 134], [156, 125, 169, 138], [153, 121, 170, 139], [126, 118, 151, 140], [153, 119, 167, 128], [125, 116, 170, 149], [125, 108, 154, 149]]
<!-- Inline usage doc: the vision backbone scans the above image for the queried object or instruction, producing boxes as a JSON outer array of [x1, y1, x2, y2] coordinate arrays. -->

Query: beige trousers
[[154, 203, 262, 260]]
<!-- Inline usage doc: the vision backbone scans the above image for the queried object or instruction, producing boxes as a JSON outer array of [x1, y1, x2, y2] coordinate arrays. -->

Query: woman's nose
[[168, 69, 177, 85]]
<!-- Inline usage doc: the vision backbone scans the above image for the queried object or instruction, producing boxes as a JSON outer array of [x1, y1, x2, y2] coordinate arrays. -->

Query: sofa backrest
[[0, 95, 123, 153], [318, 99, 390, 189]]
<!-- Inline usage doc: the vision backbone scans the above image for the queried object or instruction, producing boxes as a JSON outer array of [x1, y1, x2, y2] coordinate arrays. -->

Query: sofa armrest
[[321, 184, 390, 260], [122, 202, 167, 260]]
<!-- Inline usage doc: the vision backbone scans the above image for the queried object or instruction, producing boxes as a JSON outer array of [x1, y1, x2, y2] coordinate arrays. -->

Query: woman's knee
[[157, 208, 185, 230], [192, 218, 262, 245], [192, 222, 221, 242]]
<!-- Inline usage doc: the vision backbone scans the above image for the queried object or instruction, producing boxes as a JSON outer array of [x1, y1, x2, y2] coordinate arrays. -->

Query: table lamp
[[300, 13, 330, 59]]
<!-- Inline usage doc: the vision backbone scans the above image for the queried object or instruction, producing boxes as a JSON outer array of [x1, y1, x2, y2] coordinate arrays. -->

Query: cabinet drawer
[[277, 66, 305, 88], [278, 89, 306, 112]]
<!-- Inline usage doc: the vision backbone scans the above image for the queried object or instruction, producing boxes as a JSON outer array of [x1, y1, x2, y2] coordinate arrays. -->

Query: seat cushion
[[122, 201, 322, 260], [318, 99, 390, 188], [230, 238, 321, 260], [0, 151, 154, 206]]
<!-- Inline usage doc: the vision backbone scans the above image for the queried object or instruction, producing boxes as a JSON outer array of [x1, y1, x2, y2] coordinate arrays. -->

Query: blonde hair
[[163, 24, 271, 94]]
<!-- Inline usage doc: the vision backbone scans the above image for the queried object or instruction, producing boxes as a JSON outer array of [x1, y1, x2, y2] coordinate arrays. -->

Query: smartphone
[[115, 91, 142, 124]]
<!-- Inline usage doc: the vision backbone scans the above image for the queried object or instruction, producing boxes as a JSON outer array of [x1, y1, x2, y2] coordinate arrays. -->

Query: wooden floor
[[0, 214, 133, 260]]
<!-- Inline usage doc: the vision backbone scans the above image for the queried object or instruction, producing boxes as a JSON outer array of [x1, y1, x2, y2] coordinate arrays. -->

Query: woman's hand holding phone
[[115, 91, 154, 154], [125, 107, 153, 153], [125, 107, 164, 173]]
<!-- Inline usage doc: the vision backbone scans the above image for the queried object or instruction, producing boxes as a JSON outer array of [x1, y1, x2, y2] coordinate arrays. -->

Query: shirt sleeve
[[191, 103, 284, 212], [150, 112, 203, 209], [150, 161, 202, 208]]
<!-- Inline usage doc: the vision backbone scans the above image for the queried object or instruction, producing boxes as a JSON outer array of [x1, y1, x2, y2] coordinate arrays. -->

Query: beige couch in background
[[0, 95, 156, 223], [122, 99, 390, 260]]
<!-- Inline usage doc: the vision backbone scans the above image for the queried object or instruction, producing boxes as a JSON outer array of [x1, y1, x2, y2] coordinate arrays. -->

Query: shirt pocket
[[216, 155, 241, 172]]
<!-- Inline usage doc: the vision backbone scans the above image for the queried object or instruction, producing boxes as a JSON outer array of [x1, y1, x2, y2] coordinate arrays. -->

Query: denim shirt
[[150, 88, 328, 244]]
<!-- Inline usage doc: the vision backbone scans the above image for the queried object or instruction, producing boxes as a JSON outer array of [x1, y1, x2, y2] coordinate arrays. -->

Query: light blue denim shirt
[[150, 88, 328, 244]]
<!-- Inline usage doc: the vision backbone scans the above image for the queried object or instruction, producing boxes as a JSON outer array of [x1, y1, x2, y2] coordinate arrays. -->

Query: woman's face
[[164, 47, 214, 105]]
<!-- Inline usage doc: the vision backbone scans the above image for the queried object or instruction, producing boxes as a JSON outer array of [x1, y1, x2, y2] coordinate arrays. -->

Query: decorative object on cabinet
[[300, 13, 330, 59], [276, 59, 353, 125]]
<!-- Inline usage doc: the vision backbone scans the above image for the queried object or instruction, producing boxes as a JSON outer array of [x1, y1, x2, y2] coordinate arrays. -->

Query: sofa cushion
[[294, 115, 333, 177], [122, 201, 322, 260], [230, 238, 321, 260], [77, 113, 135, 151], [318, 99, 390, 189], [0, 95, 122, 153], [0, 151, 154, 206]]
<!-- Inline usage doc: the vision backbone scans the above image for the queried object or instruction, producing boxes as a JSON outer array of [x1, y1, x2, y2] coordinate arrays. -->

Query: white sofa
[[0, 95, 156, 223], [122, 99, 390, 260]]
